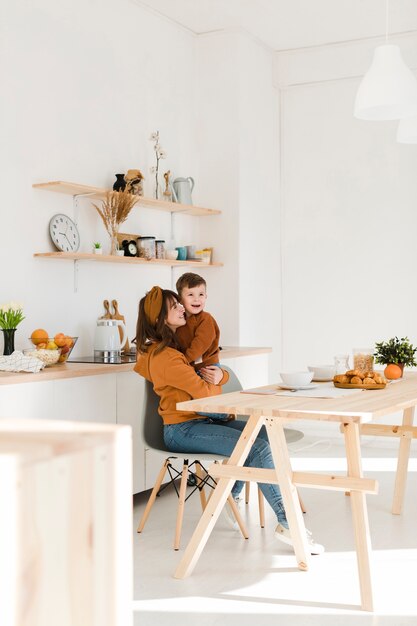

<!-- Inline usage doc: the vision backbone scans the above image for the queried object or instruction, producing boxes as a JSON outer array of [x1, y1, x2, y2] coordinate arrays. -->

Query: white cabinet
[[116, 372, 146, 493]]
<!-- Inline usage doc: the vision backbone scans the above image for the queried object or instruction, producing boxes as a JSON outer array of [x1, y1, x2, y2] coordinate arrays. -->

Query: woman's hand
[[199, 365, 224, 385]]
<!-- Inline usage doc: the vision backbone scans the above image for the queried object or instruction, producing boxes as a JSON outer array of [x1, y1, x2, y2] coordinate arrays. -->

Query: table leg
[[392, 406, 415, 515], [174, 414, 264, 579], [266, 418, 309, 571], [343, 422, 374, 611]]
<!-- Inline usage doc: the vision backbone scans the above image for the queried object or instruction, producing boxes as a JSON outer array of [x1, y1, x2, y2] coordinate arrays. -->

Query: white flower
[[149, 131, 159, 141], [9, 301, 23, 311], [150, 166, 157, 174], [157, 148, 167, 159]]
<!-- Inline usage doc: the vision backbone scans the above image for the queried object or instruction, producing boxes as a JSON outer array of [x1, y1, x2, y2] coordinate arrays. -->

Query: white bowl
[[279, 371, 313, 387], [307, 365, 335, 381], [165, 249, 178, 260]]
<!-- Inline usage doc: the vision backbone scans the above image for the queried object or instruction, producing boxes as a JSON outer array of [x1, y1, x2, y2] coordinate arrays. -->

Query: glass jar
[[155, 240, 165, 259], [137, 236, 156, 259], [353, 348, 374, 372], [334, 354, 350, 374]]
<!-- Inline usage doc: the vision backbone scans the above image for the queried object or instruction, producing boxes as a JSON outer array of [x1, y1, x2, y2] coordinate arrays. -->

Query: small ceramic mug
[[186, 245, 196, 259], [166, 249, 178, 260], [175, 246, 187, 260]]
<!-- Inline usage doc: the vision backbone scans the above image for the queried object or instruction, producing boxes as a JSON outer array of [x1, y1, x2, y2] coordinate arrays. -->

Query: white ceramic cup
[[186, 245, 197, 259], [166, 249, 178, 260]]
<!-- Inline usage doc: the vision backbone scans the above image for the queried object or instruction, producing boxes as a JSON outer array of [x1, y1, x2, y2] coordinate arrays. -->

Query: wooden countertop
[[0, 346, 271, 386]]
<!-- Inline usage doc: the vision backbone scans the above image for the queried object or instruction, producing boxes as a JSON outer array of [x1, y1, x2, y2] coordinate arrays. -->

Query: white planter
[[93, 248, 103, 255]]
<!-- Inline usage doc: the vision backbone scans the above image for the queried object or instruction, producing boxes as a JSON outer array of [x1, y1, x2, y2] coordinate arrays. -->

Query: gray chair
[[137, 370, 249, 550]]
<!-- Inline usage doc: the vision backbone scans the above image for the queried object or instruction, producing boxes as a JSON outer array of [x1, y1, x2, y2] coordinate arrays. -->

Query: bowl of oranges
[[28, 329, 78, 365]]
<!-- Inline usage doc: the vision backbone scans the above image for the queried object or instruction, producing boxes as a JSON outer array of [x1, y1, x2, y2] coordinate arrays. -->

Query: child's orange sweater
[[134, 342, 229, 424], [176, 311, 220, 370]]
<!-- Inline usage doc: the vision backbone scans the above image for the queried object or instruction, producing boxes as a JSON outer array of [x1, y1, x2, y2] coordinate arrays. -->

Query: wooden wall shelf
[[33, 181, 221, 217], [33, 252, 223, 267]]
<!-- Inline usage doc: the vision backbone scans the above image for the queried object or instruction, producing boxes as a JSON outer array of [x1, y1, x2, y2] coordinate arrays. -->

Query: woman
[[135, 286, 324, 554]]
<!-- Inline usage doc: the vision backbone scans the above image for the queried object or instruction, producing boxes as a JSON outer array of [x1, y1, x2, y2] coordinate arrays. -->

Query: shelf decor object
[[354, 0, 417, 120], [149, 130, 166, 199], [92, 189, 136, 255]]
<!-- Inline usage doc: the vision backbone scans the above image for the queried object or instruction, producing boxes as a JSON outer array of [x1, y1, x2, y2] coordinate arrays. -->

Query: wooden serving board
[[112, 299, 130, 353], [333, 382, 386, 390]]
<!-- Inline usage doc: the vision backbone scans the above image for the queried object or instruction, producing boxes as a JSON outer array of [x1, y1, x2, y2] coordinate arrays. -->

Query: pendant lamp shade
[[354, 44, 417, 120], [397, 115, 417, 143]]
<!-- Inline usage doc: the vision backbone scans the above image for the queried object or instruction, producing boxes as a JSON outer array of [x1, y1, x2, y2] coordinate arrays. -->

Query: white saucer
[[277, 383, 318, 391]]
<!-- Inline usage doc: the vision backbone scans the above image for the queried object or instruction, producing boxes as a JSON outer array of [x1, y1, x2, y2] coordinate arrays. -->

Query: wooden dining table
[[174, 373, 417, 612]]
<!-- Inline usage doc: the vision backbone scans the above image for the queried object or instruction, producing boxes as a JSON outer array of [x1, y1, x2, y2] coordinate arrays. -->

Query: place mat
[[277, 384, 364, 398]]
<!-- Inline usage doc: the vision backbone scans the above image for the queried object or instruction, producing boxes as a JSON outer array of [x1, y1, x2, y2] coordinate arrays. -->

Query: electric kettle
[[94, 318, 127, 361], [171, 177, 195, 205]]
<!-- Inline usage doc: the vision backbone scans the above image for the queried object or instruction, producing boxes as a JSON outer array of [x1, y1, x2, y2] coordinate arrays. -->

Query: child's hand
[[200, 366, 223, 385]]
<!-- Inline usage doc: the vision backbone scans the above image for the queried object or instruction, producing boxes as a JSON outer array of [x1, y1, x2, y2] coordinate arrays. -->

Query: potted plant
[[93, 242, 102, 255], [374, 336, 417, 379], [0, 301, 25, 355]]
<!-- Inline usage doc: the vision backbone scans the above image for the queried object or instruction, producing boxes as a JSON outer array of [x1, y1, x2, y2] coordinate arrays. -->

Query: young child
[[175, 272, 220, 370], [176, 272, 230, 422]]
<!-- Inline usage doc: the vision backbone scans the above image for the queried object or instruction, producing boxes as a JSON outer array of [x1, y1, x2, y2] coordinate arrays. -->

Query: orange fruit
[[31, 329, 49, 345], [54, 333, 67, 347], [384, 364, 402, 380]]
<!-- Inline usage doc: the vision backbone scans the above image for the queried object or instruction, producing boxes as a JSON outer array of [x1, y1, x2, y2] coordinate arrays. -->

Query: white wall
[[275, 33, 417, 372], [197, 32, 281, 378], [1, 1, 280, 377], [0, 0, 210, 355]]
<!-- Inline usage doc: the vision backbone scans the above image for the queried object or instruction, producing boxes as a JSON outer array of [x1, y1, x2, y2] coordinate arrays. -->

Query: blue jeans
[[164, 418, 288, 527]]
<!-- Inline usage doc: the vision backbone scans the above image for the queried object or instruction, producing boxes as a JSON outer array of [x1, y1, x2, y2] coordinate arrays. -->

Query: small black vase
[[113, 174, 126, 192], [2, 328, 16, 355]]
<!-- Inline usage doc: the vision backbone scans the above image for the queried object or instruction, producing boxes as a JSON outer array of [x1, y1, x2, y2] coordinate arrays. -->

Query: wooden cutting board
[[111, 299, 130, 353], [100, 299, 112, 319]]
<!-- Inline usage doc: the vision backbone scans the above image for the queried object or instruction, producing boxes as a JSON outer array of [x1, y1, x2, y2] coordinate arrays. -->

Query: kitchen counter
[[0, 346, 271, 386]]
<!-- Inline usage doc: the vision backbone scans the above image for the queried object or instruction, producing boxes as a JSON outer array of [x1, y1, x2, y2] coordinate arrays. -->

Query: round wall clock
[[49, 214, 80, 252]]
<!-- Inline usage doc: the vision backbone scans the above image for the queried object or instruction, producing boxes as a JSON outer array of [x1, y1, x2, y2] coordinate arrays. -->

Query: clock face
[[128, 242, 137, 256], [49, 214, 80, 252]]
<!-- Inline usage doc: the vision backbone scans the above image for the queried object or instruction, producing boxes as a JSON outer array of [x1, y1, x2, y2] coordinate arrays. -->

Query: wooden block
[[0, 419, 133, 626]]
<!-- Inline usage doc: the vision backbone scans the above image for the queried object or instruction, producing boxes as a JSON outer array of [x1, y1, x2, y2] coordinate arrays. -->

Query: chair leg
[[245, 481, 250, 504], [298, 489, 307, 514], [174, 460, 189, 550], [137, 459, 170, 533], [195, 461, 207, 511], [257, 487, 265, 528], [227, 494, 249, 539]]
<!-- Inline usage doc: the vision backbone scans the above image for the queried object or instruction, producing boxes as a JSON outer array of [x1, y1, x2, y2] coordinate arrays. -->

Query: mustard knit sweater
[[135, 342, 229, 424]]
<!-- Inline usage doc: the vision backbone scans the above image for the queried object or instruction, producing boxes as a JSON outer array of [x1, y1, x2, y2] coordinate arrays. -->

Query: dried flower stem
[[92, 190, 136, 253]]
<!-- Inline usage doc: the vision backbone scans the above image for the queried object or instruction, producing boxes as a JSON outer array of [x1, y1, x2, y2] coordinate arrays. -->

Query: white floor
[[133, 433, 417, 626]]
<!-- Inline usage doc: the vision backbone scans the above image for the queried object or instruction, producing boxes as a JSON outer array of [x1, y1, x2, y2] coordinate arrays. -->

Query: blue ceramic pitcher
[[172, 177, 195, 205]]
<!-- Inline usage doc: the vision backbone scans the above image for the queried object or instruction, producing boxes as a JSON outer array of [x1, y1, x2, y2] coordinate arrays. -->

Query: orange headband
[[144, 286, 163, 325]]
